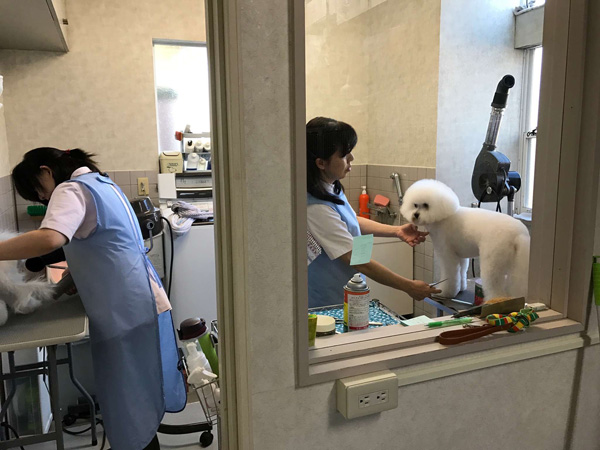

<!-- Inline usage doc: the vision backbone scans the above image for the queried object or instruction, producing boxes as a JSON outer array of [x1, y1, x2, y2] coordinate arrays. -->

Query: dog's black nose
[[413, 212, 420, 220]]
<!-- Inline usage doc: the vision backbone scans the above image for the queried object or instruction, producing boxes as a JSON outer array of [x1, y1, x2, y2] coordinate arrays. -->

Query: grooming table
[[0, 297, 90, 450], [425, 279, 477, 317], [309, 300, 406, 334]]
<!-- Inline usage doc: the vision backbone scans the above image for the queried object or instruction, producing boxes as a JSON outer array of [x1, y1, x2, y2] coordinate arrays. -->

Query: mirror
[[305, 0, 542, 332]]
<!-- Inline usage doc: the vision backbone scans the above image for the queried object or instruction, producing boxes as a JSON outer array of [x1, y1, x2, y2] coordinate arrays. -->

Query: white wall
[[436, 0, 524, 208], [305, 0, 440, 167], [0, 83, 9, 177], [233, 0, 600, 448], [0, 0, 205, 172]]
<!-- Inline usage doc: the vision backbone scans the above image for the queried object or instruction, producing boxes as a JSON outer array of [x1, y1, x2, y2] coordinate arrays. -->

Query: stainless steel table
[[0, 297, 89, 449]]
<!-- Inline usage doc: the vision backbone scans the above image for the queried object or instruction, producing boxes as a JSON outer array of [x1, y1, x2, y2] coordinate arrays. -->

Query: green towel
[[594, 256, 600, 306]]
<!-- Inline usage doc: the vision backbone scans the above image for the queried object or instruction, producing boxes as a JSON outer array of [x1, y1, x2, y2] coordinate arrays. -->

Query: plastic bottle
[[178, 318, 219, 377], [185, 342, 210, 373], [359, 186, 370, 218], [185, 342, 217, 387]]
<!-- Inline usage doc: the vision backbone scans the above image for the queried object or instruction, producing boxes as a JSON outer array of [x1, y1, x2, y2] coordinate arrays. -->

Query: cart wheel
[[62, 414, 77, 427], [199, 431, 214, 447]]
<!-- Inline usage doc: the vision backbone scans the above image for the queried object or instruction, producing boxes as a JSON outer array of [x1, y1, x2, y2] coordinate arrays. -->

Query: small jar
[[315, 315, 336, 337]]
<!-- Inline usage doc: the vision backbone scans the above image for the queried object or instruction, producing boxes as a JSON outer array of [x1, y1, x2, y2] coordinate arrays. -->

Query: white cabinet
[[365, 237, 414, 316], [0, 0, 69, 52]]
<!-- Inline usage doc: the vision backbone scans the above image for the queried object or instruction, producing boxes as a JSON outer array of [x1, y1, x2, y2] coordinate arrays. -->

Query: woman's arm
[[339, 251, 440, 301], [357, 217, 428, 247], [0, 229, 68, 261]]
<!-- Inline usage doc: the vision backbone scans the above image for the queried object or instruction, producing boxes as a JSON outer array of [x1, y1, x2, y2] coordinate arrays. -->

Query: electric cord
[[146, 226, 154, 254], [1, 422, 25, 450], [161, 216, 175, 299]]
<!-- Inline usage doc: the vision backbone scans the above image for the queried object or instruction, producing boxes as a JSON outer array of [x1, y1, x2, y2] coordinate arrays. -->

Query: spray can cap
[[361, 186, 367, 193]]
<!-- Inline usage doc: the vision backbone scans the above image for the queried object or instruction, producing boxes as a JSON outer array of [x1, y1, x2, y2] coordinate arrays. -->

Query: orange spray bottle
[[359, 186, 370, 218]]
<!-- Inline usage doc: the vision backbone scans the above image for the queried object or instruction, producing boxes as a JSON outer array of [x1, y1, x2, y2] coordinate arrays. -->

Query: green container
[[308, 314, 317, 347], [198, 331, 219, 377]]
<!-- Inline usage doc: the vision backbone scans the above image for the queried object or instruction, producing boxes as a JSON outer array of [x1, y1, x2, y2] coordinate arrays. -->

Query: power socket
[[358, 389, 389, 408], [336, 370, 398, 419]]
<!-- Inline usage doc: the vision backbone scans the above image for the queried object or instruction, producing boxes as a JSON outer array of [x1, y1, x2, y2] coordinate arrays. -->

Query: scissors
[[428, 278, 447, 287]]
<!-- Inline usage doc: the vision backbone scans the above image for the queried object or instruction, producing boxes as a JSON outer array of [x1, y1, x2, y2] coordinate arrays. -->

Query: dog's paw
[[439, 283, 460, 299]]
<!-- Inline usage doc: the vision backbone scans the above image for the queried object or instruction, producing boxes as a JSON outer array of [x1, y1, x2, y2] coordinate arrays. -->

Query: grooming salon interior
[[0, 0, 600, 449]]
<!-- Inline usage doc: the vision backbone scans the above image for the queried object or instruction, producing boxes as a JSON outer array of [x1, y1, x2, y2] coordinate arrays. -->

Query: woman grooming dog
[[0, 148, 187, 450], [306, 117, 441, 308]]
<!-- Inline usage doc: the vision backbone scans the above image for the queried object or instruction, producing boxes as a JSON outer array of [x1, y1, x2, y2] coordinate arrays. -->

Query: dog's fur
[[0, 231, 56, 325], [400, 179, 530, 300]]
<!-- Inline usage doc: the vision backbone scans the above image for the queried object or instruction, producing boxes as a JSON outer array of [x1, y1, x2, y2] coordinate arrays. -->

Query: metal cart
[[158, 320, 219, 448]]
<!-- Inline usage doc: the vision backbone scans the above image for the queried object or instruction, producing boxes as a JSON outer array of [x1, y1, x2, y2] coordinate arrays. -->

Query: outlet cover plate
[[336, 370, 398, 419]]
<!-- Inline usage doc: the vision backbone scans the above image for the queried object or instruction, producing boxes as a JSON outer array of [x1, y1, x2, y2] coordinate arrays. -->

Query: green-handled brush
[[27, 205, 47, 216], [594, 256, 600, 306]]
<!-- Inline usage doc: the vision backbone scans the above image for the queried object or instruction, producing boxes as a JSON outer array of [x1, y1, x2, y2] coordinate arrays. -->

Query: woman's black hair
[[12, 147, 105, 204], [306, 116, 357, 205]]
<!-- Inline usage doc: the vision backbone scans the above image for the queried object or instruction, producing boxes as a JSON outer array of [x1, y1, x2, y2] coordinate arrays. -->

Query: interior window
[[152, 41, 210, 153], [520, 46, 543, 212], [304, 0, 545, 343]]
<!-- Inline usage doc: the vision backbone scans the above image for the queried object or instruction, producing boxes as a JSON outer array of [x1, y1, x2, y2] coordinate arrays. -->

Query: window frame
[[294, 0, 599, 386], [517, 45, 543, 214]]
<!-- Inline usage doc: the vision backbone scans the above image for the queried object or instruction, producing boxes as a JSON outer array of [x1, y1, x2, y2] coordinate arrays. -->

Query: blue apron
[[62, 173, 186, 450], [307, 191, 362, 308]]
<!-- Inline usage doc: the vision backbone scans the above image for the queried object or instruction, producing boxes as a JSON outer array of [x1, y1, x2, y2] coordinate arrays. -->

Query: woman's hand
[[395, 224, 428, 247], [61, 269, 78, 296], [407, 280, 441, 301]]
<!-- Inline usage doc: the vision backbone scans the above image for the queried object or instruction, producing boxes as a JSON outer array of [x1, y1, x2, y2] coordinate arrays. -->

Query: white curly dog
[[400, 179, 530, 301], [0, 231, 57, 326]]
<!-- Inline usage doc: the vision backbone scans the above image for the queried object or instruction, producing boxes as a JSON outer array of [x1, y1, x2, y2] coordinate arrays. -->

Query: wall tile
[[114, 171, 131, 187]]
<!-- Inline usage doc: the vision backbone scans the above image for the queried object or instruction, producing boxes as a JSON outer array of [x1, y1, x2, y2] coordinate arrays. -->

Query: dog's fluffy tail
[[509, 234, 530, 298]]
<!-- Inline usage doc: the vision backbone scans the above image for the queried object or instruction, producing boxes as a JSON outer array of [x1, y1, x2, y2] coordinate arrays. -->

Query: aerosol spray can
[[344, 273, 370, 331]]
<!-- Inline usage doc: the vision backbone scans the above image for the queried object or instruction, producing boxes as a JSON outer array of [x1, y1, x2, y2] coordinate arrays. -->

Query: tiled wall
[[0, 175, 16, 232], [16, 170, 160, 232], [342, 164, 439, 317]]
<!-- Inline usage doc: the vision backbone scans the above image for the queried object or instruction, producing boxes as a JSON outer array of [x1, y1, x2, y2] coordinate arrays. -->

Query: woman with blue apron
[[306, 117, 441, 308], [1, 147, 187, 449]]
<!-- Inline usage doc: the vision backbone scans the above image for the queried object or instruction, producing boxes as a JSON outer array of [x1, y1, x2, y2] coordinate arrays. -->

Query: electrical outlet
[[336, 370, 398, 419], [358, 389, 388, 408], [137, 177, 149, 196]]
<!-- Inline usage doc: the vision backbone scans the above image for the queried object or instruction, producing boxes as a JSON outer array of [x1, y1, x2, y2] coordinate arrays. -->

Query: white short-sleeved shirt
[[307, 183, 356, 261], [41, 167, 171, 313]]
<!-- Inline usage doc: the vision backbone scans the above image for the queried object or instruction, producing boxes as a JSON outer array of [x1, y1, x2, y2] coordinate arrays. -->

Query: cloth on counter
[[168, 201, 213, 237]]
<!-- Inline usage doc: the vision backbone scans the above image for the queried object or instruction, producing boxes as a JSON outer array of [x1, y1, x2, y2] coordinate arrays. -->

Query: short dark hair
[[12, 147, 104, 204], [306, 117, 357, 205]]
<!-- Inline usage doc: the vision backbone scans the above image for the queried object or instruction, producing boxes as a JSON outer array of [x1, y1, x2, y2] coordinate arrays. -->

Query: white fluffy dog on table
[[400, 179, 530, 300], [0, 231, 56, 325]]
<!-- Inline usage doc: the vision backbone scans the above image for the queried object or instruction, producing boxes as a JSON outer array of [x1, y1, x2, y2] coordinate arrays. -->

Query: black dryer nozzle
[[491, 75, 515, 109]]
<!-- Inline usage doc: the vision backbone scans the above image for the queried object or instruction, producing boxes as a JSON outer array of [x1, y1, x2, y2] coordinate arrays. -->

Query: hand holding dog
[[396, 224, 428, 247]]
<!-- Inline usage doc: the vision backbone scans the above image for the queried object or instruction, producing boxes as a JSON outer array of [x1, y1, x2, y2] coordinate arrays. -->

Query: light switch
[[137, 177, 149, 196]]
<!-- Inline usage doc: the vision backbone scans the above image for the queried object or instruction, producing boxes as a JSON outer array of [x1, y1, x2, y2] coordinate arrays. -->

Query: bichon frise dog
[[0, 231, 57, 325], [400, 179, 530, 301]]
